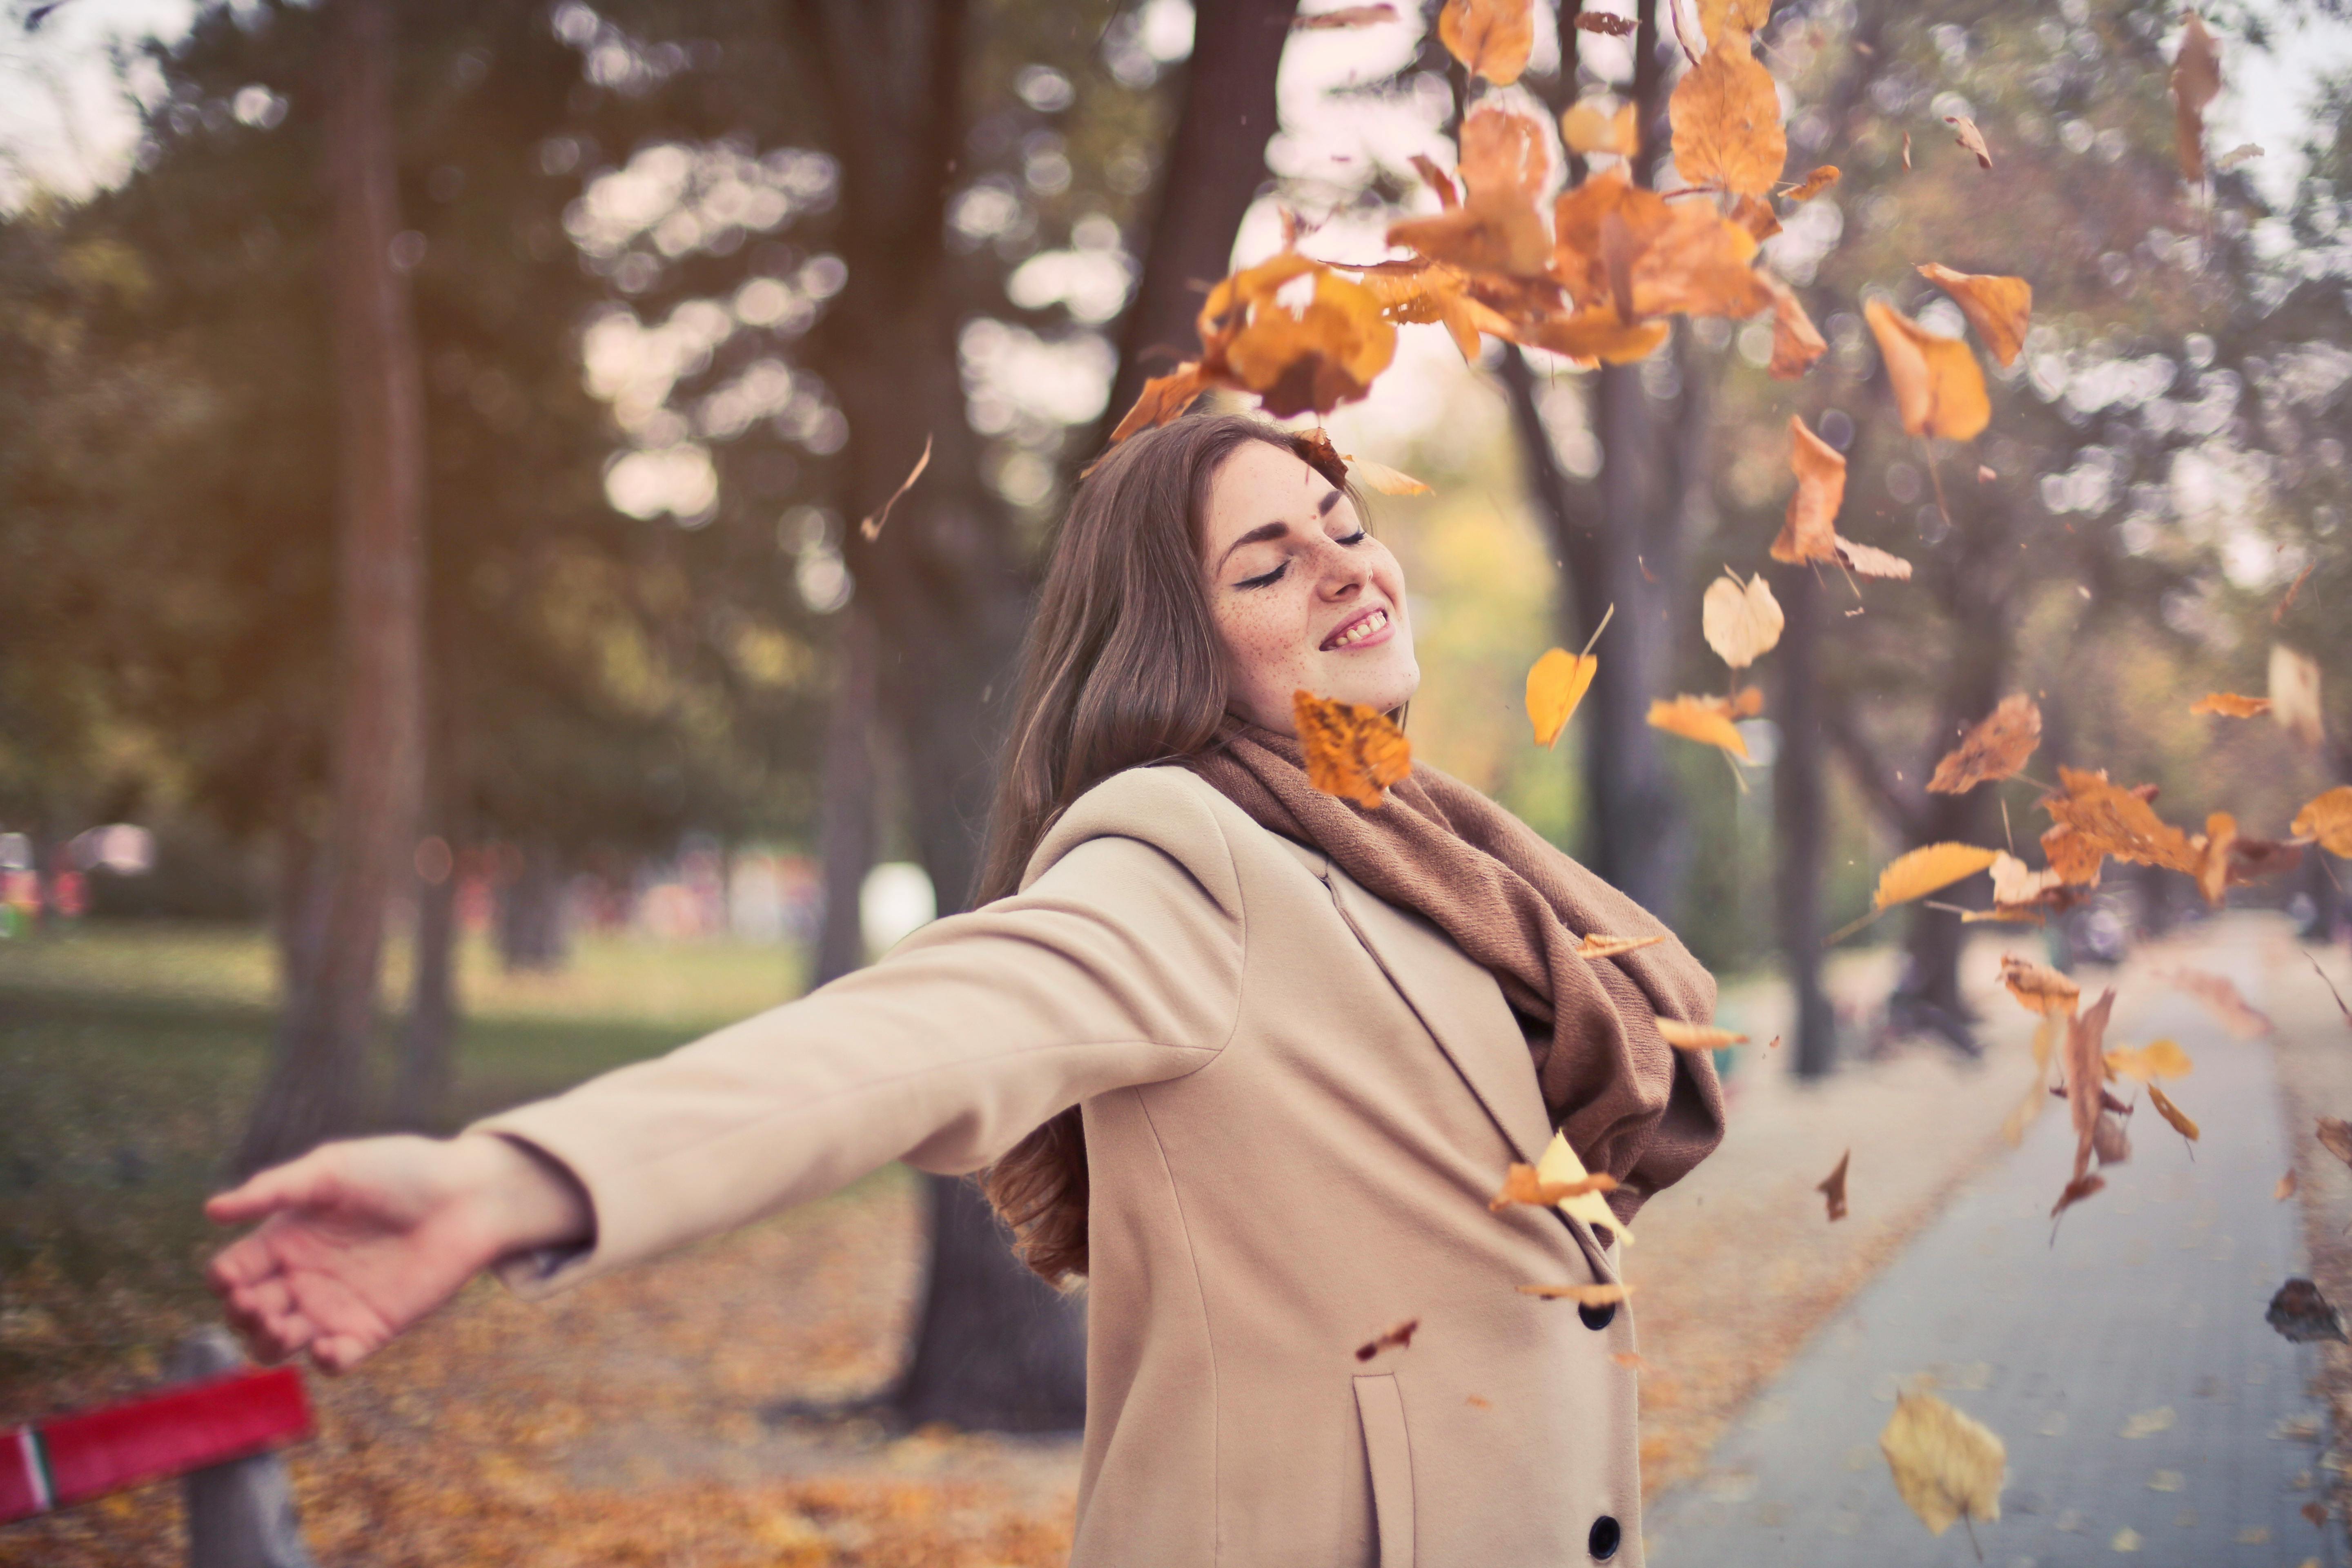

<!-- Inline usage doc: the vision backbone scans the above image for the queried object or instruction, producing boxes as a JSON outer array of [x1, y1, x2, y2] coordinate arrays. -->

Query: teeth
[[1330, 608, 1388, 648]]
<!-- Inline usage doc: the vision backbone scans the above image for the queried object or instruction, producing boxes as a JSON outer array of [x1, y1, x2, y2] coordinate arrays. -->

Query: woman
[[207, 413, 1725, 1566]]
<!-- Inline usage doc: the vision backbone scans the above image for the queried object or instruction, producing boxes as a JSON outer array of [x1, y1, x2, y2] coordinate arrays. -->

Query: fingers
[[310, 1333, 374, 1374], [219, 1278, 318, 1365], [205, 1232, 281, 1293], [205, 1151, 341, 1226]]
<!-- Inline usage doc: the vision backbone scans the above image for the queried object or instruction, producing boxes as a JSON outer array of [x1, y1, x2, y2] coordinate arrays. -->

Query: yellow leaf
[[1648, 694, 1751, 757], [1293, 689, 1411, 808], [1561, 97, 1639, 159], [2000, 953, 2081, 1016], [2292, 786, 2352, 855], [2147, 1085, 2199, 1143], [1701, 571, 1784, 670], [1657, 1018, 1749, 1050], [2191, 691, 2271, 717], [1487, 1161, 1617, 1211], [1872, 842, 2000, 909], [1578, 933, 1665, 959], [1438, 0, 1534, 85], [1666, 30, 1786, 198], [1915, 263, 2033, 370], [2270, 644, 2325, 748], [1535, 1129, 1632, 1243], [1526, 648, 1599, 747], [1880, 1390, 2007, 1537], [1864, 298, 1991, 441], [2106, 1038, 2193, 1082]]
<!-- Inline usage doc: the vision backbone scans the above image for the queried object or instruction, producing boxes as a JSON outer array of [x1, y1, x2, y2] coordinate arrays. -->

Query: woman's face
[[1200, 439, 1420, 735]]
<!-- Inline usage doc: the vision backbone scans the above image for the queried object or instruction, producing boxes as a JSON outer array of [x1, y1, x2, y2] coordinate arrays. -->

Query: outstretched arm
[[205, 1132, 592, 1370]]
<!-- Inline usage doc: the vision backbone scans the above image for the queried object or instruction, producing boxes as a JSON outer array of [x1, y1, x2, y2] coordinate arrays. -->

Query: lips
[[1320, 605, 1392, 651]]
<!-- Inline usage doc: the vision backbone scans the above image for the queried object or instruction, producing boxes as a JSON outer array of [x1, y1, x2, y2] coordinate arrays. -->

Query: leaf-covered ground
[[0, 921, 2063, 1564]]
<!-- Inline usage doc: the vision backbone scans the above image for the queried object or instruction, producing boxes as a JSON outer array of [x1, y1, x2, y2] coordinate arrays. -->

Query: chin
[[1324, 653, 1419, 715]]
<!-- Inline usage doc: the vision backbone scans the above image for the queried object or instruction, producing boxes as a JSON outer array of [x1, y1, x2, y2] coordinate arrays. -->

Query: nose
[[1311, 537, 1372, 601]]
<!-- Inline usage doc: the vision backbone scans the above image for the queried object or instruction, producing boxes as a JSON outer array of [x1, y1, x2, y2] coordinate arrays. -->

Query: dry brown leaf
[[1773, 414, 1844, 564], [2172, 12, 2222, 183], [1784, 165, 1840, 201], [1573, 10, 1638, 36], [1667, 29, 1786, 198], [858, 434, 932, 541], [1294, 689, 1411, 808], [2270, 644, 2325, 748], [1525, 648, 1599, 747], [1944, 115, 1993, 169], [1914, 264, 2032, 369], [1926, 694, 2041, 793], [1294, 3, 1401, 27], [2167, 967, 2274, 1038], [2000, 954, 2080, 1017], [2317, 1117, 2352, 1167], [1880, 1390, 2006, 1537], [1728, 192, 1782, 243], [1517, 1281, 1633, 1304], [1647, 694, 1751, 757], [1873, 842, 2000, 909], [1817, 1149, 1851, 1222], [2146, 1084, 2199, 1145], [1579, 933, 1665, 959], [1762, 275, 1827, 380], [2039, 767, 2203, 877], [1438, 0, 1535, 84], [1657, 1018, 1749, 1050], [1355, 1317, 1420, 1360], [2267, 1277, 2349, 1343], [2040, 822, 2104, 886], [1408, 154, 1459, 209], [2105, 1038, 2192, 1082], [2279, 1168, 2300, 1201], [1487, 1162, 1619, 1212], [2051, 1171, 2105, 1219], [1561, 97, 1639, 159], [1701, 571, 1784, 670], [1624, 205, 1775, 321], [1104, 363, 1208, 448], [2191, 691, 2271, 717], [2294, 786, 2352, 855], [1864, 299, 1991, 441], [2064, 988, 2118, 1193]]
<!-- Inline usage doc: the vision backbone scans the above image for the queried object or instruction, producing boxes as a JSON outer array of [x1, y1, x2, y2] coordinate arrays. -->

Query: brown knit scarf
[[1186, 723, 1727, 1224]]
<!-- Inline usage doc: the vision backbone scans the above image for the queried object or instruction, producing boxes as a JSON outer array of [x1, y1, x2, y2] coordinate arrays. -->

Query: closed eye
[[1237, 561, 1288, 589], [1336, 529, 1368, 546]]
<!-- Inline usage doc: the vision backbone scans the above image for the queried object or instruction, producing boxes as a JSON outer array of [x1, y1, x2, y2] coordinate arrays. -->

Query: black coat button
[[1577, 1300, 1617, 1330], [1588, 1514, 1621, 1559]]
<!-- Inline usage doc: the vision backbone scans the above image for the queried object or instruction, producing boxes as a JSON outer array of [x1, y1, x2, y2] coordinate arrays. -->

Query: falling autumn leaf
[[1880, 1390, 2006, 1537], [1873, 842, 2000, 910], [1667, 29, 1786, 198], [1926, 695, 2042, 793], [2146, 1084, 2199, 1145], [1102, 362, 1210, 450], [1355, 1318, 1421, 1359], [2216, 141, 2264, 172], [1648, 694, 1753, 757], [1701, 570, 1784, 669], [1517, 1281, 1634, 1304], [1817, 1149, 1851, 1222], [1294, 689, 1412, 808], [1944, 116, 1993, 169], [1573, 10, 1637, 35], [1561, 97, 1639, 159], [1390, 105, 1554, 278], [1408, 154, 1459, 209], [2000, 954, 2080, 1017], [2192, 692, 2271, 717], [859, 434, 932, 541], [2279, 1169, 2300, 1201], [1526, 649, 1599, 748], [1914, 264, 2032, 370], [2172, 12, 2223, 183], [2051, 1171, 2105, 1219], [1294, 3, 1400, 27], [2293, 787, 2352, 855], [1984, 851, 2072, 919], [2193, 811, 2238, 906], [1775, 414, 1844, 563], [1488, 1162, 1618, 1212], [2061, 988, 2119, 1206], [2316, 1117, 2352, 1167], [1346, 454, 1432, 495], [1693, 0, 1770, 46], [1535, 1129, 1633, 1243], [2309, 953, 2352, 1030], [1865, 299, 1991, 441], [1657, 1018, 1749, 1050], [2105, 1038, 2192, 1082], [1437, 0, 1535, 85], [1761, 275, 1828, 380], [2270, 644, 2325, 748], [2267, 1277, 2349, 1344], [1784, 165, 1840, 202], [1579, 933, 1665, 959], [2039, 767, 2203, 878], [2167, 967, 2273, 1038]]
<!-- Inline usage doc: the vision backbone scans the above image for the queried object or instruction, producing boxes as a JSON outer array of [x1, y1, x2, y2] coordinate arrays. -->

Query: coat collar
[[1272, 838, 1621, 1282]]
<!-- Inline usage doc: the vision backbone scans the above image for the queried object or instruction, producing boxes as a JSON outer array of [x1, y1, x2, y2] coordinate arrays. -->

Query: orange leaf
[[1728, 193, 1782, 243], [1628, 205, 1775, 321], [1873, 842, 2000, 909], [1864, 299, 1991, 441], [1817, 1148, 1850, 1221], [1944, 116, 1993, 169], [1389, 105, 1554, 276], [1926, 694, 2042, 793], [2039, 766, 2203, 876], [1784, 165, 1840, 201], [1561, 97, 1639, 159], [2292, 786, 2352, 855], [2191, 691, 2270, 717], [1774, 414, 1844, 564], [1648, 694, 1751, 757], [2172, 12, 2222, 183], [1526, 648, 1599, 746], [1694, 0, 1771, 46], [1437, 0, 1535, 85], [2000, 953, 2081, 1016], [1657, 1018, 1750, 1050], [1346, 454, 1432, 495], [1915, 264, 2032, 370], [1518, 1281, 1633, 1304], [1487, 1162, 1618, 1212], [1294, 689, 1411, 808], [1667, 29, 1786, 198], [1202, 258, 1398, 419], [1579, 933, 1664, 959], [1408, 154, 1459, 209], [1521, 308, 1670, 365], [2195, 811, 2237, 906], [1762, 275, 1826, 379], [1105, 361, 1209, 447]]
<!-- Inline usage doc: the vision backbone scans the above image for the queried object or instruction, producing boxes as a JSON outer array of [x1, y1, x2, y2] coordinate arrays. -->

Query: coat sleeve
[[468, 768, 1244, 1297]]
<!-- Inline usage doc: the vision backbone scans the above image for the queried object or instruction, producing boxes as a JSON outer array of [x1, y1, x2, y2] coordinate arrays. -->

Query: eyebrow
[[1214, 490, 1348, 572]]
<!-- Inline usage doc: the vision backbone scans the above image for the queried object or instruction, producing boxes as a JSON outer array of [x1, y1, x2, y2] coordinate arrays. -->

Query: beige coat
[[474, 765, 1673, 1567]]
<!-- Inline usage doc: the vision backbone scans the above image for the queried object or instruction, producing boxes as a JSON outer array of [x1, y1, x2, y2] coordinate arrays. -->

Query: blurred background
[[6, 0, 2352, 1562]]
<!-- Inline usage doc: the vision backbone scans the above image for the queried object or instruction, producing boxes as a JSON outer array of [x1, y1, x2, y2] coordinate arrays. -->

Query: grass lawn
[[0, 919, 807, 1404]]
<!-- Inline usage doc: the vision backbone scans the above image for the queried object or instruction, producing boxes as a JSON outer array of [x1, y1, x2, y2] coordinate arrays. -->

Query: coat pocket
[[1352, 1372, 1416, 1568]]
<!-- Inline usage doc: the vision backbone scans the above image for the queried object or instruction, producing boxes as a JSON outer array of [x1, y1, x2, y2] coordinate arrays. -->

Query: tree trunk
[[892, 1174, 1090, 1430], [1094, 0, 1299, 438], [813, 606, 878, 988], [394, 554, 466, 1129], [236, 0, 426, 1176], [1772, 564, 1835, 1076], [496, 840, 569, 973]]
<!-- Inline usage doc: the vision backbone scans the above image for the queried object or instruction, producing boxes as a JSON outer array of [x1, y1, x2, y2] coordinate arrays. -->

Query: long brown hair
[[974, 412, 1350, 1288]]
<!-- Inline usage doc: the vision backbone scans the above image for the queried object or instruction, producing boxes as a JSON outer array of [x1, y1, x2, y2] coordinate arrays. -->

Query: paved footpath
[[1646, 923, 2345, 1568]]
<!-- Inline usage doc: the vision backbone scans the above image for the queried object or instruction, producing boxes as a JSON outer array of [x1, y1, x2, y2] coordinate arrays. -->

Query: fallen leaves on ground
[[1354, 1319, 1420, 1360], [1927, 695, 2042, 793], [1294, 690, 1411, 808], [1817, 1150, 1850, 1222], [1880, 1389, 2005, 1537], [2269, 1278, 2350, 1345]]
